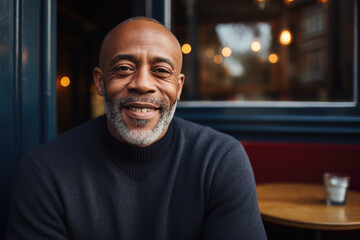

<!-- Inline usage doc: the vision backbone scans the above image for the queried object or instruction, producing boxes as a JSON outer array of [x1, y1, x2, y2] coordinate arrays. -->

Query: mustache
[[110, 96, 169, 109]]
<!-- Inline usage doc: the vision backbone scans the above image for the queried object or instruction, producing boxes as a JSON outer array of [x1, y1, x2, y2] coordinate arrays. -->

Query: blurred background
[[1, 0, 360, 239]]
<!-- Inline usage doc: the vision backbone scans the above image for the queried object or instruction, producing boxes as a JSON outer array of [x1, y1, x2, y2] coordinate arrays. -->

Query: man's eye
[[153, 68, 172, 75], [155, 68, 169, 73], [115, 66, 133, 72]]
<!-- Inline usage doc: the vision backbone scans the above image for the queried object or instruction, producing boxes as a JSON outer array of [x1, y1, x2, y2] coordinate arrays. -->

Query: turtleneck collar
[[100, 116, 175, 180]]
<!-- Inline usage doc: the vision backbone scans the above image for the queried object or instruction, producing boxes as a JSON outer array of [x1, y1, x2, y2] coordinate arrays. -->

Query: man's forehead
[[112, 20, 168, 37], [100, 20, 181, 65]]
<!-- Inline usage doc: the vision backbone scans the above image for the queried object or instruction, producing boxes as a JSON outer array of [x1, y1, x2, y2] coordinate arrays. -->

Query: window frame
[[174, 1, 360, 144]]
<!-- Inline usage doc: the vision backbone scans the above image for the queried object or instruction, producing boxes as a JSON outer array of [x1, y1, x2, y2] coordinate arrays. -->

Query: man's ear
[[177, 73, 185, 100], [93, 67, 104, 97]]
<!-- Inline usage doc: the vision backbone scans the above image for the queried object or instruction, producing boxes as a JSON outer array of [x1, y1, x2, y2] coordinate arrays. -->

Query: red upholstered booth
[[243, 141, 360, 191]]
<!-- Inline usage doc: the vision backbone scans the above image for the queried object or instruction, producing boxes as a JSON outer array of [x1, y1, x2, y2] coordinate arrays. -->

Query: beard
[[103, 89, 177, 146]]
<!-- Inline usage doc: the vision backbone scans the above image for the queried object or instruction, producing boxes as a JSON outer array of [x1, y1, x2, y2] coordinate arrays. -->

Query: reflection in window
[[172, 0, 355, 104]]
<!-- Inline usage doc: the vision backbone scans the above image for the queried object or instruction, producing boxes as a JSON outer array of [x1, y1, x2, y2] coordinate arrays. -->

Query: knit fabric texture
[[6, 116, 267, 240]]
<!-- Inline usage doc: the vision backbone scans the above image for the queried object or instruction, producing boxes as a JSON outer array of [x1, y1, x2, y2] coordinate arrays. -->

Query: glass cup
[[323, 173, 350, 205]]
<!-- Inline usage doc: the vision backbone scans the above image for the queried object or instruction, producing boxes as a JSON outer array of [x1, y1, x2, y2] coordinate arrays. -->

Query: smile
[[122, 102, 161, 120], [128, 107, 155, 113]]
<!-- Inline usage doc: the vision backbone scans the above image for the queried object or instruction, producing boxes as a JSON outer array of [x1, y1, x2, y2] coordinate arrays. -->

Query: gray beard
[[103, 91, 177, 146]]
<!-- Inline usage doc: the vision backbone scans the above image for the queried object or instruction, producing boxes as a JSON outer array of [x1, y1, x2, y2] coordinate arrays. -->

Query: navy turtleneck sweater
[[6, 116, 267, 240]]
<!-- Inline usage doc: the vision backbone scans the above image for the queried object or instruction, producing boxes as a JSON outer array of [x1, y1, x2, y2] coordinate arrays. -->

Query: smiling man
[[6, 17, 267, 240], [93, 18, 184, 147]]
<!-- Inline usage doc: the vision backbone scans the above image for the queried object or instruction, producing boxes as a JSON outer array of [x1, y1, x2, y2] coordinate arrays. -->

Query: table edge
[[261, 214, 360, 231], [257, 183, 360, 230]]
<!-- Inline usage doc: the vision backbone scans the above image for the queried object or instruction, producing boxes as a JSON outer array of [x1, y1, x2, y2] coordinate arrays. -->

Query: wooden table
[[256, 183, 360, 231]]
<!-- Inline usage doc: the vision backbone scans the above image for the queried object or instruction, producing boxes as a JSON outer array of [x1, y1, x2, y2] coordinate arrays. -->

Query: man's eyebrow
[[151, 57, 175, 70], [109, 54, 136, 67]]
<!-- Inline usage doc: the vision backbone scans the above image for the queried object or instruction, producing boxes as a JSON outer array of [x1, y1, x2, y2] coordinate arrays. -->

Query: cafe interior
[[2, 0, 359, 239]]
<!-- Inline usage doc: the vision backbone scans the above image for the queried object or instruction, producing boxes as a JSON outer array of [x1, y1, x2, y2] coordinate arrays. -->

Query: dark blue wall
[[0, 0, 57, 238]]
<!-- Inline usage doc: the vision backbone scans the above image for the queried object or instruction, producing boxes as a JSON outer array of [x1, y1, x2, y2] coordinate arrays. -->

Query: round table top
[[256, 183, 360, 230]]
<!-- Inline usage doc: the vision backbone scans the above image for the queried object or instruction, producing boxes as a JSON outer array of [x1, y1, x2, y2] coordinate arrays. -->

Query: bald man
[[6, 17, 267, 240]]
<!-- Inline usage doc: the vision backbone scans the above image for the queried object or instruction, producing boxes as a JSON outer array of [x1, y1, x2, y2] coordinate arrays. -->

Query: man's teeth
[[129, 107, 154, 112]]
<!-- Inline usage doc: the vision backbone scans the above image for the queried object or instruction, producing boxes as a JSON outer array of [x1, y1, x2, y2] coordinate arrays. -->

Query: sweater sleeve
[[6, 155, 69, 240], [201, 144, 267, 240]]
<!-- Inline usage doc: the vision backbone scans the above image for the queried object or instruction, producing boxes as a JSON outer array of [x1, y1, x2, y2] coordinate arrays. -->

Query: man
[[6, 17, 267, 239]]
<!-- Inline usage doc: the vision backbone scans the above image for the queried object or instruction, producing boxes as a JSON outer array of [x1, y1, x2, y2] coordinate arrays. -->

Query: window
[[172, 0, 356, 106], [172, 0, 360, 142]]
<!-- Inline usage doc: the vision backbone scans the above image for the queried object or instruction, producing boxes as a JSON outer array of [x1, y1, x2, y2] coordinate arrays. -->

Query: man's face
[[93, 20, 184, 146]]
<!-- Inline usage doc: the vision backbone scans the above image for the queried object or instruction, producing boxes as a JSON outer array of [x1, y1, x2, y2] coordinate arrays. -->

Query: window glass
[[172, 0, 356, 105]]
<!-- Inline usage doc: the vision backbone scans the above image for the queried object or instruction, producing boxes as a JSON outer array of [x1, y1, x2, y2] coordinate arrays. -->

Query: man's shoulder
[[171, 117, 248, 177], [172, 116, 240, 147], [26, 116, 105, 160], [173, 116, 235, 138]]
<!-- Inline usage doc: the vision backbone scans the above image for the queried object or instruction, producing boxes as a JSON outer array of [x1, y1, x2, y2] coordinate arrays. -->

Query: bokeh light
[[284, 0, 295, 5], [213, 54, 223, 64], [251, 39, 262, 52], [268, 53, 279, 64], [60, 76, 70, 87], [182, 43, 192, 54], [221, 47, 232, 57], [279, 29, 292, 45], [205, 48, 215, 58]]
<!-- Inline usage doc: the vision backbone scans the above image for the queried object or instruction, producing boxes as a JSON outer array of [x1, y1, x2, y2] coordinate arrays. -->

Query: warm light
[[268, 53, 279, 63], [60, 76, 70, 87], [251, 39, 262, 52], [279, 29, 292, 45], [205, 48, 215, 58], [213, 54, 223, 64], [221, 47, 232, 57], [284, 0, 295, 5], [317, 0, 329, 3], [182, 43, 192, 54]]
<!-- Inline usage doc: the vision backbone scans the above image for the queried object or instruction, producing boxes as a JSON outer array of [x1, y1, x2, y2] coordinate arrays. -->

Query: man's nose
[[128, 67, 156, 94]]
